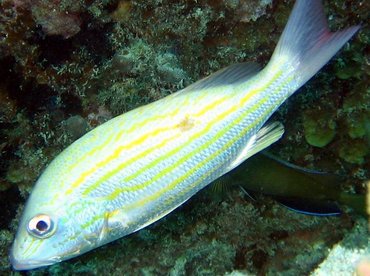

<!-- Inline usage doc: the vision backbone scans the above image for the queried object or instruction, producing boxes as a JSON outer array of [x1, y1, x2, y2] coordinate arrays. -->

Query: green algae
[[0, 229, 13, 272], [339, 139, 369, 165], [303, 109, 337, 148], [346, 111, 370, 140]]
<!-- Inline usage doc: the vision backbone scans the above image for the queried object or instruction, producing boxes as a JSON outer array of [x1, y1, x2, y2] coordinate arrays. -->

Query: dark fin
[[339, 193, 367, 217], [239, 186, 256, 201], [262, 151, 345, 188], [270, 0, 360, 92], [262, 152, 330, 175], [179, 62, 261, 94], [210, 175, 232, 195], [276, 197, 341, 216]]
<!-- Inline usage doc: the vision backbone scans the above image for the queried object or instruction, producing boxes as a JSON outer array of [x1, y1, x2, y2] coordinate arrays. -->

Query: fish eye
[[27, 214, 56, 238]]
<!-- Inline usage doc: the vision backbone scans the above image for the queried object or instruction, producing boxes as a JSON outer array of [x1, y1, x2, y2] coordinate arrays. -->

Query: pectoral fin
[[227, 122, 284, 172]]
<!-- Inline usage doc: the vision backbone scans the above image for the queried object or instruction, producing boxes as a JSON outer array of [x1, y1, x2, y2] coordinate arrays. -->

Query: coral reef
[[0, 0, 368, 274], [313, 219, 369, 275]]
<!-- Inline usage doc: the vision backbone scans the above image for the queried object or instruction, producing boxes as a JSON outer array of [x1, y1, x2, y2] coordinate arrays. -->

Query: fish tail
[[339, 193, 367, 216], [268, 0, 360, 92]]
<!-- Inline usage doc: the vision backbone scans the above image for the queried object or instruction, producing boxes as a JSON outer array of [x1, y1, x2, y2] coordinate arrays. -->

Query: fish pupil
[[36, 220, 48, 232]]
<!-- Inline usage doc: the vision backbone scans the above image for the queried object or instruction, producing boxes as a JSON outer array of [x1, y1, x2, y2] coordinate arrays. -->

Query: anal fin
[[276, 197, 342, 216]]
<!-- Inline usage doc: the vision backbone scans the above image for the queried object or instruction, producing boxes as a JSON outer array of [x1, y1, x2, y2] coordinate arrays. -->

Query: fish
[[213, 153, 366, 216], [10, 0, 360, 270]]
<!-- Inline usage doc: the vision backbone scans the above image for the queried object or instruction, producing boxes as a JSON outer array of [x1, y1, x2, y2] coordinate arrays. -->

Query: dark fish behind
[[216, 153, 366, 216]]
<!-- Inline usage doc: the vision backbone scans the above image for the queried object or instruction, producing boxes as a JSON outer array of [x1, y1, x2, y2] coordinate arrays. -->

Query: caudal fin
[[339, 193, 367, 216], [269, 0, 360, 91]]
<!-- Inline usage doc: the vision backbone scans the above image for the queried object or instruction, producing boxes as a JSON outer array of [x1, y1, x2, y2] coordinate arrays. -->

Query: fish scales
[[37, 69, 285, 249], [61, 70, 283, 216]]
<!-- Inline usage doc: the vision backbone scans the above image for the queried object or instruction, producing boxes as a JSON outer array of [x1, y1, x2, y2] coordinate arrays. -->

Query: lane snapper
[[10, 0, 359, 270]]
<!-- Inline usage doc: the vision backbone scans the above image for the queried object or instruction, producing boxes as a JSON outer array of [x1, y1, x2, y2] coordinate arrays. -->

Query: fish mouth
[[9, 249, 59, 271]]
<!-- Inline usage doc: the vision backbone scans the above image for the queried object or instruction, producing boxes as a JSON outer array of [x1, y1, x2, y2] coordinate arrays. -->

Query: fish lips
[[9, 239, 60, 270], [10, 251, 58, 270]]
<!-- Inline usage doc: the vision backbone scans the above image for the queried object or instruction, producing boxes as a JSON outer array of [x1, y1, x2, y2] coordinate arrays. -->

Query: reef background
[[0, 0, 369, 275]]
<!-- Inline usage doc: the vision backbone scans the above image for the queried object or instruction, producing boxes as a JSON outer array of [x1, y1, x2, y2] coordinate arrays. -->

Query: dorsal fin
[[179, 62, 261, 94]]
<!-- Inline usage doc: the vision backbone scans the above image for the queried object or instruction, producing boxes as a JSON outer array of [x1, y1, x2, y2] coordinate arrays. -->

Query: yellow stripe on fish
[[76, 73, 291, 233], [73, 70, 281, 201], [108, 74, 292, 210]]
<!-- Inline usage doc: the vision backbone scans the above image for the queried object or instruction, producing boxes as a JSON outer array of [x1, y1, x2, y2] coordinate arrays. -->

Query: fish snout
[[10, 239, 57, 270]]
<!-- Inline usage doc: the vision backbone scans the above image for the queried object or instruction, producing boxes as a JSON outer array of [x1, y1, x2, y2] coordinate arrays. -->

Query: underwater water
[[0, 0, 369, 274]]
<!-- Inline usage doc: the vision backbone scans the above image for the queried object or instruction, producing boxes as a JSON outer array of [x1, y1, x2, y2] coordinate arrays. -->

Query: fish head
[[10, 174, 108, 270]]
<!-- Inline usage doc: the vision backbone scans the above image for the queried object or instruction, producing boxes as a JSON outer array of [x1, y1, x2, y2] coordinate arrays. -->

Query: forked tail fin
[[269, 0, 360, 92]]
